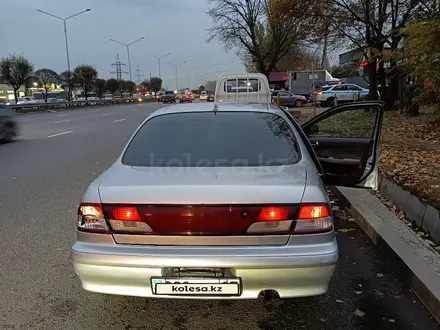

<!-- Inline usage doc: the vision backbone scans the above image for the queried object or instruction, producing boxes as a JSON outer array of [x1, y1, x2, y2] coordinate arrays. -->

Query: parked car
[[0, 103, 18, 143], [271, 91, 307, 107], [315, 84, 370, 107], [72, 90, 384, 300], [207, 93, 215, 102]]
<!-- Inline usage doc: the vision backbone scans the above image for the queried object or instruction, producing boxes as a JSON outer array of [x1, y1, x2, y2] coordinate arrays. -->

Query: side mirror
[[310, 124, 319, 135]]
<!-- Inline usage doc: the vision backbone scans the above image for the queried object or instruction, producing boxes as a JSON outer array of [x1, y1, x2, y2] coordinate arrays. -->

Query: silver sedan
[[71, 101, 384, 299]]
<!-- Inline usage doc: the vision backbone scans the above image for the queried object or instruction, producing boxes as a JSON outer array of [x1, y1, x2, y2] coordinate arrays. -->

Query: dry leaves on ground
[[381, 107, 440, 142], [379, 142, 440, 208]]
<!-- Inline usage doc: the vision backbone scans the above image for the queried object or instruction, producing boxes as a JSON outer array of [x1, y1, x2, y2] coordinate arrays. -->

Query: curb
[[378, 175, 440, 244], [330, 186, 440, 324]]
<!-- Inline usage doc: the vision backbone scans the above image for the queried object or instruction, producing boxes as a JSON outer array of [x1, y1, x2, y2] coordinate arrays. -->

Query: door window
[[309, 107, 376, 139], [331, 85, 348, 91]]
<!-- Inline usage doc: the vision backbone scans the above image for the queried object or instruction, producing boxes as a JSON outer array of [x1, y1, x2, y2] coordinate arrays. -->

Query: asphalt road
[[0, 103, 439, 330]]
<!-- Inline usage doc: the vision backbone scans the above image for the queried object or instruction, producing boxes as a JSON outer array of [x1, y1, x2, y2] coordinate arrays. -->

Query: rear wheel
[[0, 124, 15, 143], [295, 100, 303, 108], [325, 97, 335, 107]]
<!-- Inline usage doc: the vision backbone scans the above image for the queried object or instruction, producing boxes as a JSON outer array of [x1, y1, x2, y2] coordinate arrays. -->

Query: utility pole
[[146, 53, 171, 79], [36, 8, 91, 101], [134, 66, 143, 84], [110, 37, 144, 81], [167, 60, 186, 90]]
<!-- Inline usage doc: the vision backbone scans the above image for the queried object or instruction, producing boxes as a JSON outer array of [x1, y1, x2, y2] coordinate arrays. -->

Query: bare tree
[[330, 0, 422, 105], [206, 0, 323, 77], [35, 68, 60, 102]]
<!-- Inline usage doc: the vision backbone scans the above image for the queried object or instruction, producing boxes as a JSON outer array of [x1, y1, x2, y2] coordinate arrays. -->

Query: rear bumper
[[71, 234, 338, 299]]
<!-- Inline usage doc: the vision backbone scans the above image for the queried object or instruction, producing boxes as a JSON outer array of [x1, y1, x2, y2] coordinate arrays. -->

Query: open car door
[[301, 101, 384, 189]]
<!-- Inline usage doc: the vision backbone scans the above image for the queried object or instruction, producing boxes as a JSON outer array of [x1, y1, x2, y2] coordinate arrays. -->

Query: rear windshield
[[320, 86, 332, 91], [165, 91, 174, 95], [122, 111, 300, 167]]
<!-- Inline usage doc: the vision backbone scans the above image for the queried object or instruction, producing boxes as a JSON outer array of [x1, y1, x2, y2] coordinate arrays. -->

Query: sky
[[0, 0, 245, 89]]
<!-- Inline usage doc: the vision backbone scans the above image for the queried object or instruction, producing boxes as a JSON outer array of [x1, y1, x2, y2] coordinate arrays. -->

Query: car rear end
[[71, 106, 338, 299], [200, 91, 207, 100]]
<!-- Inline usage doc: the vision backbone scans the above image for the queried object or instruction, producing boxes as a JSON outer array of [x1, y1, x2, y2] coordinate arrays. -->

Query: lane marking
[[55, 113, 68, 117], [47, 131, 73, 138], [102, 113, 111, 116], [114, 118, 127, 122], [54, 120, 71, 124]]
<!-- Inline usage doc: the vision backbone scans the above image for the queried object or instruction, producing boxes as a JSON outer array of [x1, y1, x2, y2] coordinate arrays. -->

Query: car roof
[[149, 102, 281, 118]]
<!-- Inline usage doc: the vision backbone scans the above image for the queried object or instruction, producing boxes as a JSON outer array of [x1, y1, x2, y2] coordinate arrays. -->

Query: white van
[[200, 91, 208, 100], [214, 73, 271, 103]]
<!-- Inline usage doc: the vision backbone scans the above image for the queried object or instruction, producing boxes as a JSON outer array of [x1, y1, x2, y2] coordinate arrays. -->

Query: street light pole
[[167, 61, 186, 90], [110, 37, 145, 81], [146, 53, 171, 79], [36, 8, 91, 101]]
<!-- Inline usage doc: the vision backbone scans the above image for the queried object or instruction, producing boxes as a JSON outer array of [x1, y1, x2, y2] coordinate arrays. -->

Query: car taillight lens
[[106, 206, 152, 234], [112, 207, 141, 221], [247, 206, 294, 234], [317, 92, 323, 96], [293, 204, 333, 234], [258, 207, 289, 221], [77, 204, 108, 233]]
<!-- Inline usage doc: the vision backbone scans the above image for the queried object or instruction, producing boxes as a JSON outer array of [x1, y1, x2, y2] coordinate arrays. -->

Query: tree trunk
[[378, 60, 386, 103], [368, 58, 378, 100], [384, 63, 399, 111], [13, 89, 18, 104]]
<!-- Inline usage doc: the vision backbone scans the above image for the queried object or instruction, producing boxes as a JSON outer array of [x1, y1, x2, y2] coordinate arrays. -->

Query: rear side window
[[122, 112, 300, 167], [224, 79, 261, 92]]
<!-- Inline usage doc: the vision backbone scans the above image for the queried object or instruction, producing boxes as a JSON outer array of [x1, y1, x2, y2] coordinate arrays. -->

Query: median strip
[[47, 131, 73, 138]]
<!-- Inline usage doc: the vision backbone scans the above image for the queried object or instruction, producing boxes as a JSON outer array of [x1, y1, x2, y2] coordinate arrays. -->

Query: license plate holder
[[151, 277, 242, 296]]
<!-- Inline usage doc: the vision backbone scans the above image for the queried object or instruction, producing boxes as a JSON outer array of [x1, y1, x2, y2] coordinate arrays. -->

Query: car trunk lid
[[98, 164, 307, 245]]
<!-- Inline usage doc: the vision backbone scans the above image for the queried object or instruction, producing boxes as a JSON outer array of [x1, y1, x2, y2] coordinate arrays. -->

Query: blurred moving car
[[200, 91, 208, 100], [0, 103, 18, 143], [179, 93, 192, 103], [271, 91, 307, 108], [71, 72, 385, 301], [162, 91, 176, 104]]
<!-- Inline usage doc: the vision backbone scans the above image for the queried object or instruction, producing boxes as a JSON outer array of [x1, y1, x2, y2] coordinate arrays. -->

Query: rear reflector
[[101, 204, 299, 235]]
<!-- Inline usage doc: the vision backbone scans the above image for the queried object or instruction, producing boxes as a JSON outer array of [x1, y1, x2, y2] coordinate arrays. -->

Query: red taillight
[[293, 204, 332, 234], [112, 207, 141, 221], [298, 205, 330, 219], [258, 207, 289, 221]]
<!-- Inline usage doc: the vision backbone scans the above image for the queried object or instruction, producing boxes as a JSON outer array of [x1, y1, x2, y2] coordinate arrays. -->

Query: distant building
[[339, 49, 363, 66], [0, 76, 26, 101], [268, 72, 289, 89]]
